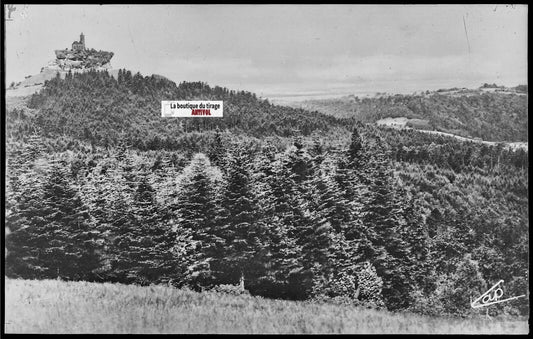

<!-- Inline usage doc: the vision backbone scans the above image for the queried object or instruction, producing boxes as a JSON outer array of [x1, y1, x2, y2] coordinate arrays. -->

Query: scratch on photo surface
[[463, 15, 471, 54]]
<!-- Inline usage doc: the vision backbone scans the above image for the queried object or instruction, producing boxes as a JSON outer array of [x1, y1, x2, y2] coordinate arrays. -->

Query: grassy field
[[4, 278, 529, 334]]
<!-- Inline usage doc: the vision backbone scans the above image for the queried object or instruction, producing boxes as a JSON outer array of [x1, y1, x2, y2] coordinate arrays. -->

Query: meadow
[[4, 278, 529, 334]]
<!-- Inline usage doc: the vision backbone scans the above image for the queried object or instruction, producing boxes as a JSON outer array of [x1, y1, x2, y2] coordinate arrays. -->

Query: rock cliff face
[[51, 48, 114, 71]]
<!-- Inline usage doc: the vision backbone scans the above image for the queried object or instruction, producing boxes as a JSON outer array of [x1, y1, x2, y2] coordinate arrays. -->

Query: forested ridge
[[11, 69, 345, 151], [290, 87, 528, 142], [4, 70, 529, 317]]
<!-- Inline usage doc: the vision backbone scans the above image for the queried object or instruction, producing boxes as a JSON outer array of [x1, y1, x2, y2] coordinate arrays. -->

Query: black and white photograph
[[3, 4, 529, 334]]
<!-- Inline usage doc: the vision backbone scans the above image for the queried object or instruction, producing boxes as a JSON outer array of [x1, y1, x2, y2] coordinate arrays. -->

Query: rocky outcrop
[[52, 48, 114, 71], [8, 34, 115, 97]]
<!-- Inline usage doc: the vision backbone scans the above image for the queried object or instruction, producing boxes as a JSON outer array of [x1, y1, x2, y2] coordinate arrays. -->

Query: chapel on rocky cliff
[[71, 33, 85, 51]]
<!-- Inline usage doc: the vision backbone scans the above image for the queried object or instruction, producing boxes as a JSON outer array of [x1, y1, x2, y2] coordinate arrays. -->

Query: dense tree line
[[5, 127, 529, 316]]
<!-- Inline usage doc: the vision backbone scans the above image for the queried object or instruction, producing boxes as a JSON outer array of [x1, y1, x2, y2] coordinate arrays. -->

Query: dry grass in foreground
[[4, 278, 529, 334]]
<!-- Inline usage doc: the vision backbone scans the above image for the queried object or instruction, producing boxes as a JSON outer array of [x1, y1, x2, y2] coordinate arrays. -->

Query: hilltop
[[7, 33, 115, 98]]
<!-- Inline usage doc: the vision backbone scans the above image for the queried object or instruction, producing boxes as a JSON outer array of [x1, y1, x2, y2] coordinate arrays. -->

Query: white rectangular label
[[161, 101, 223, 117]]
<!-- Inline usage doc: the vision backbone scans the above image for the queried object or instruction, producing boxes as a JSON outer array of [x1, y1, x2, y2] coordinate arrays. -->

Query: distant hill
[[285, 86, 528, 142]]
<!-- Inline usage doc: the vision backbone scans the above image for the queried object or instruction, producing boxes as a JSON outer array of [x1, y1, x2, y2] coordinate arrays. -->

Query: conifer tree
[[82, 164, 128, 281], [208, 129, 227, 171], [330, 132, 377, 281], [45, 162, 102, 280], [356, 261, 385, 307], [5, 173, 48, 278], [6, 162, 101, 281], [272, 142, 327, 299], [309, 155, 375, 300], [105, 173, 137, 283], [130, 173, 180, 284], [217, 145, 267, 287], [287, 136, 312, 185], [399, 196, 433, 294], [255, 153, 306, 298], [347, 126, 363, 168], [176, 153, 223, 289], [362, 149, 412, 310], [305, 167, 338, 270], [107, 166, 181, 285], [6, 130, 48, 211]]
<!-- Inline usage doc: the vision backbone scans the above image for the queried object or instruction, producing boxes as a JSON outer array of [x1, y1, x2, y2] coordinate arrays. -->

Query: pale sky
[[4, 4, 528, 99]]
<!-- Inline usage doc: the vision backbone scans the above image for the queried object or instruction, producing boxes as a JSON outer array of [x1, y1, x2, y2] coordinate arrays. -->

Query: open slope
[[4, 279, 528, 334]]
